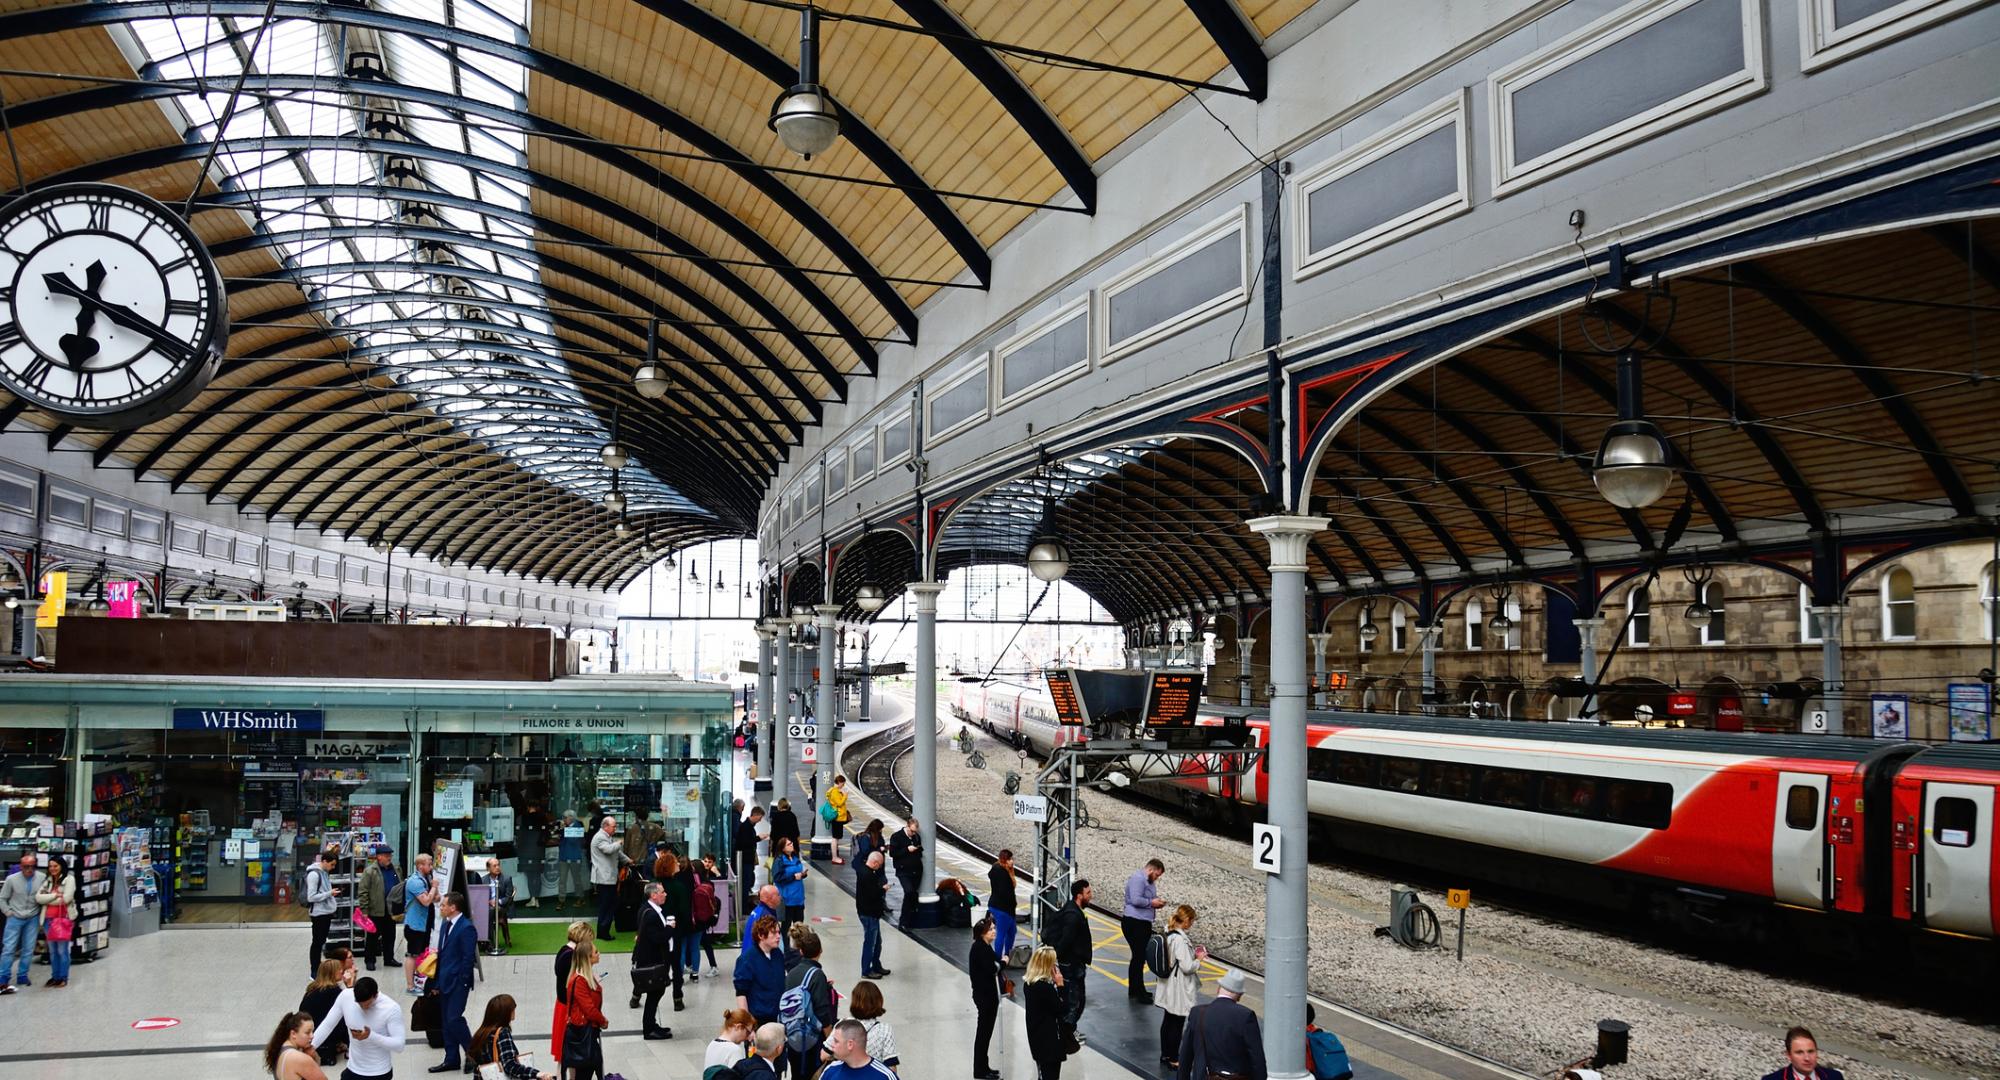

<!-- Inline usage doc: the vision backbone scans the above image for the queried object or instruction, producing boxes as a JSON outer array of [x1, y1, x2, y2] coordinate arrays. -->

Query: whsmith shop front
[[0, 674, 734, 924]]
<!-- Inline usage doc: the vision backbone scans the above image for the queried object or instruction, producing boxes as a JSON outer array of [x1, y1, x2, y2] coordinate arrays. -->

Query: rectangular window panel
[[1541, 774, 1600, 817], [130, 514, 164, 545], [48, 489, 88, 526], [1422, 761, 1476, 800], [171, 525, 201, 554], [1604, 780, 1674, 829], [1835, 0, 1908, 17], [827, 451, 847, 495], [1479, 768, 1534, 810], [805, 471, 822, 507], [91, 503, 127, 536], [1295, 93, 1468, 279], [237, 542, 261, 567], [1378, 757, 1423, 793], [0, 471, 34, 514], [1805, 0, 1987, 71], [851, 435, 876, 480], [927, 359, 988, 442], [203, 534, 233, 561], [879, 410, 912, 465], [1101, 209, 1247, 361], [1494, 0, 1763, 194], [998, 302, 1089, 405], [269, 549, 292, 573], [1933, 796, 1976, 846], [1785, 784, 1821, 831]]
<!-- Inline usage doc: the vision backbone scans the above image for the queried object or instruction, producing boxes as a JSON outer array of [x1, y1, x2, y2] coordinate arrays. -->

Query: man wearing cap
[[1177, 970, 1266, 1080], [356, 846, 402, 971]]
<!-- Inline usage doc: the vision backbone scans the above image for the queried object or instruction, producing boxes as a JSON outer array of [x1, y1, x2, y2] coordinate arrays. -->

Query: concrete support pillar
[[1812, 605, 1847, 733], [1247, 515, 1327, 1080], [910, 582, 945, 915], [772, 624, 790, 806], [811, 605, 839, 859], [1573, 617, 1604, 721], [1237, 637, 1257, 706], [1308, 633, 1332, 708], [755, 623, 776, 791], [1418, 625, 1442, 713]]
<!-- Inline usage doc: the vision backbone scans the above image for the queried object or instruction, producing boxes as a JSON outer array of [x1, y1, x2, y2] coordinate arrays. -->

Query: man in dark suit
[[1759, 1027, 1846, 1080], [633, 881, 676, 1040], [427, 891, 477, 1074], [735, 806, 766, 918], [886, 817, 922, 930], [1177, 970, 1266, 1080]]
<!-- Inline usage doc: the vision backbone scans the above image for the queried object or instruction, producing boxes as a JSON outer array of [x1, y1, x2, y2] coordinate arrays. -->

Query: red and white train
[[950, 678, 1999, 946]]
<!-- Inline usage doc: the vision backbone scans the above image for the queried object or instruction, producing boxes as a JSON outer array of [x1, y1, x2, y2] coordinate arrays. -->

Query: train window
[[1603, 780, 1673, 829], [1540, 774, 1599, 816], [1784, 785, 1820, 831], [1422, 761, 1475, 800], [1932, 797, 1977, 847], [1305, 749, 1339, 783], [1380, 757, 1422, 793], [1334, 752, 1376, 787], [1480, 768, 1533, 810]]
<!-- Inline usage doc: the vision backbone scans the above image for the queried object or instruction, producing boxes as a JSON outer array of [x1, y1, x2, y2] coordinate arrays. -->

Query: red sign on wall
[[348, 805, 382, 827], [1667, 693, 1698, 716], [1715, 697, 1744, 732]]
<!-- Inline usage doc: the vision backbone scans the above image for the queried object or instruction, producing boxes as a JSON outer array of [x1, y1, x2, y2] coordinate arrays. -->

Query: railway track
[[844, 719, 1539, 1080]]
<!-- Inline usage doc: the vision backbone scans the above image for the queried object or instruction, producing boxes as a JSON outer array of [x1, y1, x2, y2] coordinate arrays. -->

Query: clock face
[[0, 183, 226, 428]]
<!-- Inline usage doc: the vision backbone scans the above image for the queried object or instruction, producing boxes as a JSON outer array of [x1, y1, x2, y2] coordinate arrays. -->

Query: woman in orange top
[[562, 942, 609, 1080]]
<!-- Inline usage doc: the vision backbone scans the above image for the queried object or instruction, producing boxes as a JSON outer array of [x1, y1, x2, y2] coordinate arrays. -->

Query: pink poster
[[106, 580, 144, 619]]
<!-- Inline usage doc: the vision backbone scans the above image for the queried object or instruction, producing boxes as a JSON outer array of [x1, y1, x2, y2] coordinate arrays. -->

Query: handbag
[[561, 1022, 600, 1070], [353, 911, 378, 934], [630, 963, 669, 990], [44, 900, 72, 942]]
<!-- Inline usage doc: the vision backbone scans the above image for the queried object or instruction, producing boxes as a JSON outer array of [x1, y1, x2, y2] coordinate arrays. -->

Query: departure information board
[[1046, 669, 1088, 726], [1143, 671, 1203, 728]]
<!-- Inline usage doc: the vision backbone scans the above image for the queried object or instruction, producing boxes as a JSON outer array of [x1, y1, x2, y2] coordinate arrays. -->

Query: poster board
[[426, 838, 468, 952], [1947, 684, 1991, 742], [1870, 694, 1909, 740]]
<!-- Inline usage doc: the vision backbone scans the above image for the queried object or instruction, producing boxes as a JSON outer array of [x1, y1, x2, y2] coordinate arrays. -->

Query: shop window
[[1492, 0, 1764, 194], [1628, 586, 1651, 646], [1292, 92, 1469, 279], [1698, 581, 1726, 645], [1881, 566, 1917, 640], [1799, 584, 1824, 643], [925, 356, 989, 444], [0, 469, 32, 514], [1932, 796, 1977, 847], [1785, 784, 1820, 831], [997, 299, 1089, 407], [48, 488, 88, 526], [91, 502, 127, 537], [1465, 598, 1484, 650], [1100, 207, 1248, 362]]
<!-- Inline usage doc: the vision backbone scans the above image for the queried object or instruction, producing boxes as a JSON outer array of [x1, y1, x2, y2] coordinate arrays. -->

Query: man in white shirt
[[312, 976, 406, 1080]]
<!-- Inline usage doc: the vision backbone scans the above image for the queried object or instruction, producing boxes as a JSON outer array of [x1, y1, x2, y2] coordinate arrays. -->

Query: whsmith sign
[[172, 708, 326, 732]]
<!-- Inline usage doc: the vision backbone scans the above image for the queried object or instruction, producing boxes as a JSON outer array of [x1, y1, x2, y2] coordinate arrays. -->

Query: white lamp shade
[[1593, 421, 1674, 509], [1026, 539, 1071, 582], [769, 85, 841, 157], [599, 441, 630, 470], [633, 363, 670, 400]]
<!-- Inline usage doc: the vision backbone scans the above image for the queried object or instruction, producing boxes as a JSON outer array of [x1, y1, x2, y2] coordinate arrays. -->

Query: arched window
[[1699, 581, 1726, 646], [1497, 598, 1522, 650], [1627, 585, 1651, 647], [1983, 561, 1999, 641], [1799, 584, 1823, 644], [1390, 606, 1409, 652], [1357, 606, 1374, 655], [1881, 566, 1917, 641], [1465, 597, 1484, 650]]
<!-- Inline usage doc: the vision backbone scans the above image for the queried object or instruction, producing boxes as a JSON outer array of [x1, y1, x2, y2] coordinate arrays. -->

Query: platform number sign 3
[[0, 183, 226, 428], [1251, 822, 1281, 875]]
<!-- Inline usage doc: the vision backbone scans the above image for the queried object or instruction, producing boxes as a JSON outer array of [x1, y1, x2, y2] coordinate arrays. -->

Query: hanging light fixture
[[1358, 599, 1380, 642], [1486, 584, 1515, 632], [1593, 351, 1675, 509], [600, 404, 629, 470], [633, 318, 669, 400], [614, 517, 632, 538], [1682, 563, 1717, 629], [854, 583, 886, 612], [604, 474, 626, 517], [768, 6, 841, 159], [1025, 456, 1070, 582]]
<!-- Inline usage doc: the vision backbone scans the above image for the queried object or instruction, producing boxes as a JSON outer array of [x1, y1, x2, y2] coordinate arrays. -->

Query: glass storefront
[[0, 728, 66, 829]]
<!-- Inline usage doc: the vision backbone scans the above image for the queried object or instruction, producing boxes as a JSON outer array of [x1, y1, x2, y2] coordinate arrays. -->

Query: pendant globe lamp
[[1593, 352, 1675, 509], [1357, 600, 1380, 643], [1025, 457, 1071, 582], [604, 473, 626, 517], [633, 318, 669, 400], [600, 405, 629, 470], [768, 7, 841, 159]]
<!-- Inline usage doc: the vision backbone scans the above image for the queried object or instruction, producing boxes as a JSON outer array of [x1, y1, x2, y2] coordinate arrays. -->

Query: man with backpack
[[780, 928, 836, 1080], [304, 849, 342, 977]]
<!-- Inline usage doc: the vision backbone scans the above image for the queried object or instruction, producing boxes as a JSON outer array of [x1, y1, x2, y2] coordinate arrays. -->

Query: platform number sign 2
[[1251, 822, 1281, 875], [0, 183, 226, 429]]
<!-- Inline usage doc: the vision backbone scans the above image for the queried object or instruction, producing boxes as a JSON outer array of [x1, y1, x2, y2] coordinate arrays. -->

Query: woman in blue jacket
[[771, 836, 808, 939], [733, 915, 788, 1026]]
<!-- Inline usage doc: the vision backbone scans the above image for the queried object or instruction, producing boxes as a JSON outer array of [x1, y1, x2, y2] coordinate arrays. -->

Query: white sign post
[[1012, 795, 1049, 823], [788, 723, 818, 740], [1251, 822, 1282, 875], [1805, 710, 1828, 734], [800, 743, 818, 765]]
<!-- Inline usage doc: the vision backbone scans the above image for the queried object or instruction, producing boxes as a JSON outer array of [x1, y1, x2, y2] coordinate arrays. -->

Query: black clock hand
[[41, 272, 196, 364], [51, 261, 109, 368]]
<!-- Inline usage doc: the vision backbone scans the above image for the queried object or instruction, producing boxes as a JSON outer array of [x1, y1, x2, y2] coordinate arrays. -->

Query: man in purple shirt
[[1122, 858, 1166, 1002]]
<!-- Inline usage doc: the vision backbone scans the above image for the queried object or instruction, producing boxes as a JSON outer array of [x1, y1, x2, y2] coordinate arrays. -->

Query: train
[[949, 678, 1999, 948]]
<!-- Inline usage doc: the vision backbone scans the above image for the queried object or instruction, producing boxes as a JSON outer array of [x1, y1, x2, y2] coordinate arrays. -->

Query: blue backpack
[[778, 965, 822, 1052], [1307, 1028, 1352, 1080]]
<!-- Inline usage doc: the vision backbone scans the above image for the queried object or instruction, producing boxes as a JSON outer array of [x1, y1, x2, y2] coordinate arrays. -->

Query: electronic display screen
[[1143, 671, 1203, 728], [1046, 669, 1088, 726]]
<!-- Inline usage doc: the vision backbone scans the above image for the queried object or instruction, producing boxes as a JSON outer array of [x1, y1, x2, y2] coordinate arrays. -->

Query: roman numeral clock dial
[[0, 183, 227, 428]]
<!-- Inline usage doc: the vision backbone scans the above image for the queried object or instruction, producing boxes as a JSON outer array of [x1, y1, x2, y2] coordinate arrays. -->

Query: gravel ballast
[[894, 725, 2000, 1080]]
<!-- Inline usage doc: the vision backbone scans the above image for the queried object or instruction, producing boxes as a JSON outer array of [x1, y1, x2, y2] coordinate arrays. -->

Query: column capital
[[814, 603, 841, 626], [1807, 604, 1848, 618], [1237, 637, 1257, 649], [1571, 616, 1606, 628], [754, 621, 778, 639], [909, 580, 944, 614], [1246, 515, 1330, 572]]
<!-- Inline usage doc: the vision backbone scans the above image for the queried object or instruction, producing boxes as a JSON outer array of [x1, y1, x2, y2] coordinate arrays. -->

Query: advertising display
[[1947, 683, 1991, 742], [1870, 694, 1909, 740]]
